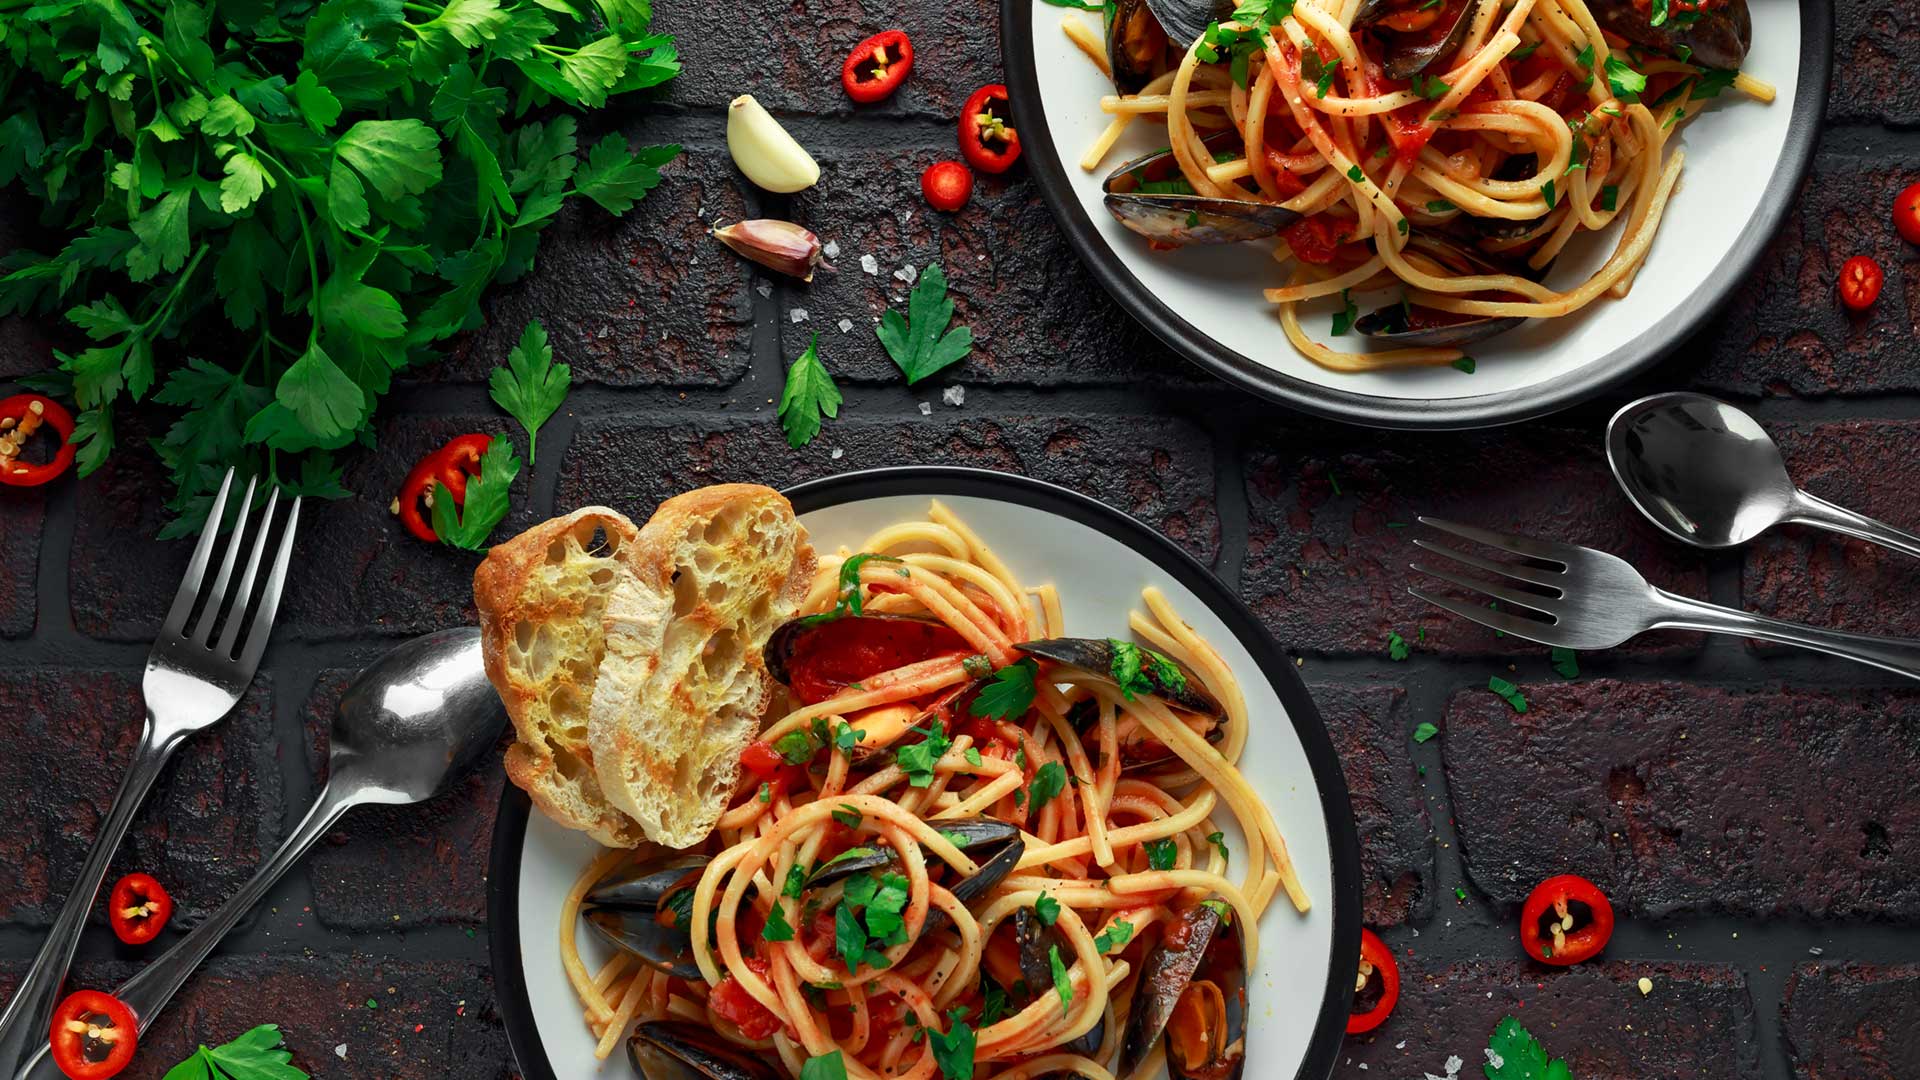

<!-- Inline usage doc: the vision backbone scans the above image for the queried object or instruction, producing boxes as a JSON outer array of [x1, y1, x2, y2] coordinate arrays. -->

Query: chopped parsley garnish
[[1299, 46, 1337, 99], [804, 553, 906, 625], [1427, 199, 1457, 213], [971, 657, 1039, 720], [1601, 185, 1619, 212], [832, 804, 864, 829], [877, 263, 972, 385], [929, 1015, 977, 1080], [1649, 0, 1669, 26], [1551, 647, 1580, 679], [1509, 40, 1540, 62], [1144, 838, 1178, 871], [1484, 1016, 1571, 1080], [895, 720, 952, 788], [662, 886, 696, 930], [1397, 217, 1410, 236], [1346, 164, 1364, 182], [1207, 831, 1231, 865], [779, 334, 841, 448], [1199, 898, 1233, 923], [1109, 640, 1187, 699], [1488, 676, 1528, 713], [1331, 289, 1359, 337], [1575, 43, 1596, 70], [1604, 54, 1647, 101], [762, 899, 796, 942], [1453, 356, 1478, 374], [1093, 919, 1135, 953], [824, 846, 878, 866], [833, 720, 864, 757], [1543, 179, 1558, 210], [981, 973, 1011, 1024], [1028, 761, 1068, 814], [784, 865, 808, 898], [758, 782, 772, 804], [1387, 631, 1411, 661], [1454, 885, 1469, 902], [1034, 893, 1061, 927], [1047, 945, 1073, 1010], [800, 1050, 849, 1080], [964, 747, 985, 767], [1412, 721, 1439, 744], [1409, 73, 1450, 100]]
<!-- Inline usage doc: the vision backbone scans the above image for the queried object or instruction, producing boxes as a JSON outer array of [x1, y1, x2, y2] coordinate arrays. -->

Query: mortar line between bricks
[[1210, 419, 1252, 586]]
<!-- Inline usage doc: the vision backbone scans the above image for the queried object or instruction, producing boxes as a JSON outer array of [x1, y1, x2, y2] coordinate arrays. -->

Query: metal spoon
[[18, 627, 504, 1080], [1606, 392, 1920, 558]]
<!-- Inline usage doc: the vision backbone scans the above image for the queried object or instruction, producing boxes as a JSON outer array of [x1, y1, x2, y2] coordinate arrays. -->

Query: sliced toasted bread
[[587, 484, 815, 848], [473, 506, 649, 848]]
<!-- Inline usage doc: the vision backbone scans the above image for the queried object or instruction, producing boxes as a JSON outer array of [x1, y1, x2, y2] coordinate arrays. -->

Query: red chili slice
[[0, 394, 77, 488], [784, 617, 971, 704], [921, 160, 974, 213], [843, 30, 913, 104], [1519, 873, 1615, 966], [959, 84, 1021, 174], [48, 990, 137, 1080], [107, 873, 172, 946], [1345, 928, 1400, 1034], [394, 433, 492, 542]]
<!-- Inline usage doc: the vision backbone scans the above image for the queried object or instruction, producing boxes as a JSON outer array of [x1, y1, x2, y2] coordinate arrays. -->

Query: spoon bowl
[[330, 625, 506, 804], [1606, 391, 1800, 548]]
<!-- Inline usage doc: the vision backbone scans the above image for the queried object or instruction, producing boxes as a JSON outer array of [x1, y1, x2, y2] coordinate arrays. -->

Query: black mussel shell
[[764, 613, 961, 693], [1065, 696, 1223, 774], [1019, 637, 1225, 719], [1104, 0, 1235, 92], [805, 817, 1023, 936], [1592, 0, 1749, 70], [581, 854, 710, 978], [1015, 908, 1105, 1056], [1354, 233, 1534, 348], [1355, 0, 1481, 79], [1118, 900, 1246, 1080], [630, 1020, 783, 1080], [1102, 135, 1301, 249]]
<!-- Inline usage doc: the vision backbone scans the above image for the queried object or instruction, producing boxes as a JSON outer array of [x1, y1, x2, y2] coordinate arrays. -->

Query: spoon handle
[[1788, 490, 1920, 562]]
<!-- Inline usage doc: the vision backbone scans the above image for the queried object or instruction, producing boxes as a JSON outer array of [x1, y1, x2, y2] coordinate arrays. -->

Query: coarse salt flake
[[790, 308, 808, 323], [1485, 1049, 1504, 1069], [830, 448, 844, 460], [894, 265, 918, 284], [942, 386, 966, 406], [837, 319, 854, 333], [1444, 1054, 1463, 1075], [334, 1045, 348, 1060], [823, 240, 840, 258], [917, 401, 932, 416], [860, 254, 879, 275], [755, 280, 772, 299]]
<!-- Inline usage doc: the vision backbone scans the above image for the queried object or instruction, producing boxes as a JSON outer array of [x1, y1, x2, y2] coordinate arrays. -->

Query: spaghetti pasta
[[559, 501, 1303, 1080]]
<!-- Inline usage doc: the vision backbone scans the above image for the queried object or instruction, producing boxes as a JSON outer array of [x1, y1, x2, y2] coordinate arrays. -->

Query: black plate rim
[[998, 1, 1834, 430], [487, 466, 1364, 1080]]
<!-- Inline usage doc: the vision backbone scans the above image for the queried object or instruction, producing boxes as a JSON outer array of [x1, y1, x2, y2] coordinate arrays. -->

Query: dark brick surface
[[557, 413, 1222, 563], [0, 484, 42, 637], [1740, 421, 1920, 642], [1338, 958, 1759, 1080], [777, 145, 1202, 386], [1783, 963, 1920, 1080], [1242, 425, 1706, 657], [1829, 1, 1920, 128], [1445, 679, 1920, 919], [437, 143, 755, 388], [0, 670, 279, 928], [302, 671, 505, 930], [72, 414, 537, 641], [1309, 681, 1433, 926]]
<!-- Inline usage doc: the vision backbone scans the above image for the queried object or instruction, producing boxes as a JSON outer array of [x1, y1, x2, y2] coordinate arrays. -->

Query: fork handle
[[1654, 589, 1920, 680], [0, 717, 185, 1076], [1787, 490, 1920, 563]]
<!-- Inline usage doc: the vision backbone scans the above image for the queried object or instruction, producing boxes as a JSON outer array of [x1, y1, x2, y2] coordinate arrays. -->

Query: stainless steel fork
[[0, 469, 301, 1077], [1407, 517, 1920, 680]]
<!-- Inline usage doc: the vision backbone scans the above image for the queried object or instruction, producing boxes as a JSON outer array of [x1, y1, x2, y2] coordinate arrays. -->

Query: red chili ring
[[106, 873, 172, 946], [395, 433, 492, 542], [843, 31, 913, 104], [1346, 928, 1400, 1033], [1519, 873, 1615, 966], [0, 394, 77, 488], [959, 84, 1021, 175], [49, 990, 138, 1080]]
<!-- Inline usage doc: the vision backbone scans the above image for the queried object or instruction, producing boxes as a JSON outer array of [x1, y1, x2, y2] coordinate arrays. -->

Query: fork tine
[[1409, 561, 1559, 617], [1412, 539, 1566, 589], [237, 497, 300, 674], [189, 474, 258, 645], [214, 487, 280, 659], [1407, 585, 1561, 644], [1417, 517, 1573, 565], [161, 468, 236, 637]]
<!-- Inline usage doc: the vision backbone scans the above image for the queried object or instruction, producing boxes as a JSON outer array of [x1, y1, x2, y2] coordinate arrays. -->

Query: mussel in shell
[[1103, 135, 1302, 249], [629, 1020, 783, 1080], [765, 613, 972, 705], [1591, 0, 1750, 70], [1019, 636, 1225, 719], [1105, 0, 1234, 92], [1352, 234, 1534, 348], [806, 816, 1024, 935], [1354, 0, 1482, 79], [1015, 908, 1105, 1056], [1118, 900, 1248, 1080], [1065, 696, 1224, 774], [581, 854, 712, 979]]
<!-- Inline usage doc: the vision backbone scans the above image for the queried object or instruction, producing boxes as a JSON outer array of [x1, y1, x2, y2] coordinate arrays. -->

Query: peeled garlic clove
[[727, 95, 821, 194], [711, 219, 830, 281]]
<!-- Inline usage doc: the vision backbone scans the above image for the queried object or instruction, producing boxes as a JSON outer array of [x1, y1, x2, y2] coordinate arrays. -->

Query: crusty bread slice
[[587, 484, 815, 848], [474, 506, 650, 848]]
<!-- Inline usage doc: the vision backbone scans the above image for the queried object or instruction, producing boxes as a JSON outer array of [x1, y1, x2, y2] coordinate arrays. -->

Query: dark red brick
[[1783, 963, 1920, 1080], [0, 480, 43, 637], [776, 144, 1202, 386], [1338, 957, 1758, 1080], [1829, 1, 1920, 127], [436, 143, 754, 387], [654, 1, 1001, 120], [72, 414, 537, 641], [1691, 153, 1920, 397], [1444, 679, 1920, 919], [302, 670, 504, 930], [1241, 425, 1705, 657], [1308, 682, 1432, 926], [556, 414, 1220, 563], [0, 670, 279, 927], [1738, 421, 1920, 643]]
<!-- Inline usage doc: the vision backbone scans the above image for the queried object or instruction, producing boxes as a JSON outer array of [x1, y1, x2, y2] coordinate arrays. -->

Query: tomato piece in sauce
[[710, 956, 784, 1039], [784, 617, 970, 704], [1283, 215, 1350, 264]]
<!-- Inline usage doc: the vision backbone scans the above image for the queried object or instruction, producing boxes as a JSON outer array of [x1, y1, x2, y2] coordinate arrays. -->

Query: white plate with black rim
[[1000, 1, 1832, 429], [488, 466, 1362, 1080]]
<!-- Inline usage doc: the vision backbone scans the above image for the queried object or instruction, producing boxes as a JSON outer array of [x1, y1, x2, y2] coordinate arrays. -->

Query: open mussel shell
[[1065, 696, 1222, 774], [581, 854, 710, 979], [630, 1020, 783, 1080], [764, 612, 964, 693], [806, 816, 1023, 935], [1015, 909, 1106, 1056], [1105, 0, 1234, 92], [1118, 901, 1247, 1080], [1103, 136, 1301, 248], [1354, 0, 1481, 79], [1592, 0, 1750, 70], [1019, 636, 1225, 719], [1353, 234, 1532, 348]]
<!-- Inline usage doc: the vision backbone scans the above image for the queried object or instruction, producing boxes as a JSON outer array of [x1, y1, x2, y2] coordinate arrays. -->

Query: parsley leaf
[[1093, 918, 1134, 953], [778, 333, 841, 448], [1413, 721, 1439, 744], [1034, 892, 1061, 927], [972, 657, 1039, 720], [1207, 831, 1231, 864], [489, 319, 570, 465], [763, 899, 795, 941], [1453, 356, 1478, 374], [774, 727, 821, 764], [800, 1051, 848, 1080], [1028, 761, 1068, 814], [929, 1017, 977, 1080], [834, 903, 868, 970], [1649, 0, 1669, 26], [430, 437, 521, 550], [1604, 54, 1647, 101], [832, 804, 863, 829], [964, 746, 985, 767], [876, 263, 972, 384], [1047, 944, 1073, 1010], [1488, 676, 1529, 713], [1144, 838, 1177, 870], [1485, 1016, 1572, 1080], [1601, 184, 1620, 212], [895, 720, 951, 788], [1551, 647, 1580, 679], [1690, 68, 1738, 100], [1387, 631, 1411, 661], [833, 720, 864, 757], [784, 864, 809, 898], [163, 1024, 309, 1080], [573, 136, 678, 214], [1410, 73, 1451, 100], [1330, 289, 1359, 337]]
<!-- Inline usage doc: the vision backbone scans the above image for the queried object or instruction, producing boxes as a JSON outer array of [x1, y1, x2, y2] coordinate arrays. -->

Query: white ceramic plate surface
[[1001, 2, 1831, 427], [490, 468, 1361, 1080]]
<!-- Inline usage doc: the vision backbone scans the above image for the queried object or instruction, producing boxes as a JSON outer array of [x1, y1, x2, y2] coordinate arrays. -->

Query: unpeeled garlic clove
[[711, 219, 831, 282], [726, 95, 821, 193]]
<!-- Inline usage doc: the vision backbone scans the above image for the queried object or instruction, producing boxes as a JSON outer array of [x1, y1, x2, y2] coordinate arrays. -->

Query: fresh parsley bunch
[[0, 0, 680, 535]]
